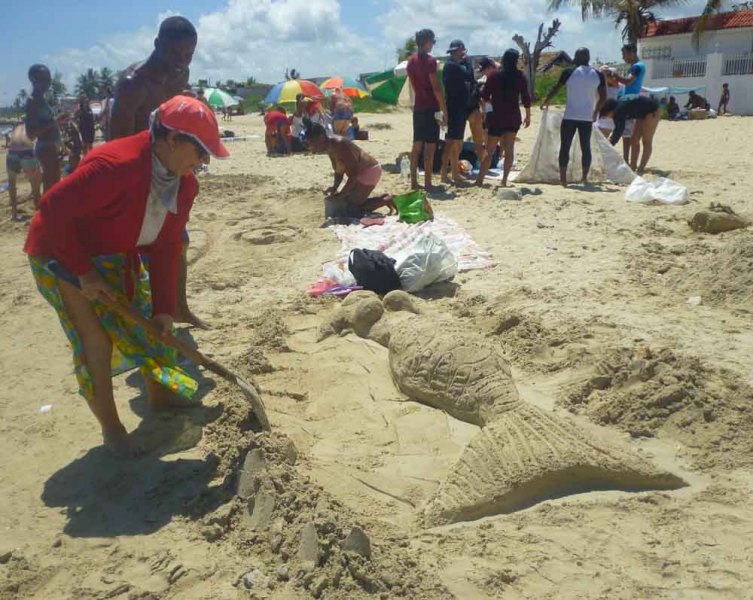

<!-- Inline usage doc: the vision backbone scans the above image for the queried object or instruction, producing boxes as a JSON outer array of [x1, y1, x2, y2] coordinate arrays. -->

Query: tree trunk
[[512, 19, 561, 101]]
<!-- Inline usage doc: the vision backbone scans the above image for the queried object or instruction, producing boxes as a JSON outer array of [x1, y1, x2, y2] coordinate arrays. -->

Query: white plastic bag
[[625, 176, 689, 205], [394, 232, 458, 292]]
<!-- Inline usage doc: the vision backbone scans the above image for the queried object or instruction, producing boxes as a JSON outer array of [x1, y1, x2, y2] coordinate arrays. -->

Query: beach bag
[[393, 190, 434, 224], [395, 232, 458, 293], [348, 249, 402, 295]]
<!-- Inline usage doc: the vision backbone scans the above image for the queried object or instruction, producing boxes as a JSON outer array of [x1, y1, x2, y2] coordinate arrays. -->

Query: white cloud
[[11, 0, 714, 99]]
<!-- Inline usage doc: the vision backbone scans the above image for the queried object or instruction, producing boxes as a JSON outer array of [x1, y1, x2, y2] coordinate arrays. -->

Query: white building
[[639, 9, 753, 114]]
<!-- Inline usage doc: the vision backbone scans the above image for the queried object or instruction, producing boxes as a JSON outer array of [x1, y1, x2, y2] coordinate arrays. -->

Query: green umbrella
[[204, 88, 238, 109]]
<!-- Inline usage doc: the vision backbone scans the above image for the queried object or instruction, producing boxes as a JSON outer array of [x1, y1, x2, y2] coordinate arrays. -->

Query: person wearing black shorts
[[406, 29, 447, 189], [600, 96, 661, 173], [440, 39, 476, 184], [541, 48, 606, 186], [475, 49, 531, 187]]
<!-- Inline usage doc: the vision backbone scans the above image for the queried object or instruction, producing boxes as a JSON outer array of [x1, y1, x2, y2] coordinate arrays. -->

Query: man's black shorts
[[413, 108, 439, 144], [445, 107, 466, 140]]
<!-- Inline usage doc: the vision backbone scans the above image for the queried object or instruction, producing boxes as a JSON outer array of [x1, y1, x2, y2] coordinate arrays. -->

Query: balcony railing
[[653, 58, 707, 79], [723, 53, 753, 76]]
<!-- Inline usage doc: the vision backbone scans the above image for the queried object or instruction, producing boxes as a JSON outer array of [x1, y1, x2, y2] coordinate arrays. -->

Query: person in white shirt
[[541, 48, 607, 186]]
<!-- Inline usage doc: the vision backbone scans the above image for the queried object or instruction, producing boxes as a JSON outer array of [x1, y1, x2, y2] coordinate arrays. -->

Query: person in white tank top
[[540, 48, 606, 185]]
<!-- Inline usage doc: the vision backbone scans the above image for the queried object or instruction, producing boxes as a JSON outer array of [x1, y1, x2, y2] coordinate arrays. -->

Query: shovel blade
[[235, 376, 271, 432]]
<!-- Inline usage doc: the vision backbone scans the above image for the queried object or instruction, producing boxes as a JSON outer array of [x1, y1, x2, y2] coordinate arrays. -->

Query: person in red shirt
[[24, 96, 229, 458], [406, 28, 447, 190], [263, 105, 292, 154]]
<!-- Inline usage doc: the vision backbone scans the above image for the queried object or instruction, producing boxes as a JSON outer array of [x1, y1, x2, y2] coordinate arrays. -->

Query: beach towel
[[311, 214, 494, 293]]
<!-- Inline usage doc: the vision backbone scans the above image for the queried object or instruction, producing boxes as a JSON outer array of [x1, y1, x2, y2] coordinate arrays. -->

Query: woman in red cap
[[24, 95, 229, 458]]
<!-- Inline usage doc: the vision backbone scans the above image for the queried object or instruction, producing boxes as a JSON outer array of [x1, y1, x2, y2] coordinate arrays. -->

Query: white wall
[[641, 28, 753, 59]]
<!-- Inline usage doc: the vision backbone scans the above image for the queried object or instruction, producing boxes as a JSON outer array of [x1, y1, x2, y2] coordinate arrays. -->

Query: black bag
[[348, 249, 402, 296]]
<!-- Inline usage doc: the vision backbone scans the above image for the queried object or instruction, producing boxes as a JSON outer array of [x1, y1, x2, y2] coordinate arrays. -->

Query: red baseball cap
[[156, 95, 229, 159]]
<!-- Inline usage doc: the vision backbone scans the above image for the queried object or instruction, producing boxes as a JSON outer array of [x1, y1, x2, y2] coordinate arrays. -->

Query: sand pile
[[669, 231, 753, 308], [560, 346, 753, 469], [192, 384, 449, 599], [451, 298, 592, 373]]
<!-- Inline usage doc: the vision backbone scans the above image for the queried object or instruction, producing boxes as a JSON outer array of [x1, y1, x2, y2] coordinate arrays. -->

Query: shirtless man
[[5, 124, 42, 220], [306, 124, 386, 225], [110, 16, 206, 328]]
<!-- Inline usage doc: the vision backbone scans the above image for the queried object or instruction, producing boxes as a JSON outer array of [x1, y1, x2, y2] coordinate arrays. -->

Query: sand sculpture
[[320, 291, 687, 527]]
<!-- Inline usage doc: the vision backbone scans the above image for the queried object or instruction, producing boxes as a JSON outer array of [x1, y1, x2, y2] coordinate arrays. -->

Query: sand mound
[[424, 403, 686, 527], [451, 298, 593, 373], [193, 384, 450, 598], [388, 321, 522, 427], [669, 231, 753, 308], [560, 347, 753, 469]]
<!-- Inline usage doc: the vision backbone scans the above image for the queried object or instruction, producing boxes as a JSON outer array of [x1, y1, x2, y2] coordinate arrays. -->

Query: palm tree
[[397, 38, 417, 62], [547, 0, 688, 44], [47, 71, 68, 107], [75, 68, 101, 99], [99, 67, 115, 95]]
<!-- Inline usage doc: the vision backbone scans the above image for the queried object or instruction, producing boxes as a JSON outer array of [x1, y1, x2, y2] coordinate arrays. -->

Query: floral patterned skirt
[[29, 254, 197, 401]]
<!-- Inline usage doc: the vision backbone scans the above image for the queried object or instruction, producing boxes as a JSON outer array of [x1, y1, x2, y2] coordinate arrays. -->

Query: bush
[[534, 72, 567, 106]]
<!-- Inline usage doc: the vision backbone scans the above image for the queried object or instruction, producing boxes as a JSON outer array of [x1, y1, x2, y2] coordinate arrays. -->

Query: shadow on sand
[[42, 328, 228, 538]]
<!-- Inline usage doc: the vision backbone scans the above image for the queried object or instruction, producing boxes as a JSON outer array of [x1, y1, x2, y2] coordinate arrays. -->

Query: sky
[[0, 0, 711, 105]]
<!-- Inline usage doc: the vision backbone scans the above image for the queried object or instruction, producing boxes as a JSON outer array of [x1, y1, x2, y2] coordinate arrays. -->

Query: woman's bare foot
[[103, 426, 145, 459], [175, 310, 210, 330]]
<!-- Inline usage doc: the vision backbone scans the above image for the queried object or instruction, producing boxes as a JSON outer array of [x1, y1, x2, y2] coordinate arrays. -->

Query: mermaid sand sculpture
[[319, 291, 686, 527]]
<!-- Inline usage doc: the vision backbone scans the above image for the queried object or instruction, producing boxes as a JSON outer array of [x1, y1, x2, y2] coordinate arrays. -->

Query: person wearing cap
[[406, 28, 447, 190], [23, 96, 229, 458], [110, 16, 205, 330], [440, 40, 484, 185]]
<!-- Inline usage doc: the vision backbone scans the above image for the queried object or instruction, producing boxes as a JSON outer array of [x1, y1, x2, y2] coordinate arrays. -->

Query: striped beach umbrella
[[263, 80, 324, 105], [319, 76, 369, 98], [204, 88, 239, 109]]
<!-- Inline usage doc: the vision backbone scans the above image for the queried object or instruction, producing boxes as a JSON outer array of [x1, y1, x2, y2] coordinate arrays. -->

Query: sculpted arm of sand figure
[[110, 77, 148, 139]]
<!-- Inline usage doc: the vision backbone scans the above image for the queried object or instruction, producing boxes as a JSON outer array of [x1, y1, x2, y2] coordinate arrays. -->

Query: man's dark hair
[[621, 43, 638, 54], [158, 16, 198, 42], [574, 47, 590, 66], [28, 64, 50, 81], [274, 104, 286, 113], [307, 123, 327, 139], [599, 98, 619, 117], [415, 29, 435, 46]]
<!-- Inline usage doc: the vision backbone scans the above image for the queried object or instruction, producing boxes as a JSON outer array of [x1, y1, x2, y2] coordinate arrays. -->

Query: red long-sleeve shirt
[[24, 131, 198, 317]]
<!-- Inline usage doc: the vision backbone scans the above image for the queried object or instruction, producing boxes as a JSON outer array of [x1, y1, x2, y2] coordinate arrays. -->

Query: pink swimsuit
[[356, 163, 382, 187]]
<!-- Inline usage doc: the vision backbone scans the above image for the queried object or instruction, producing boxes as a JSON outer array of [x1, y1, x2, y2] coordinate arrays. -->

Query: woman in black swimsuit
[[600, 96, 660, 174], [24, 64, 61, 192]]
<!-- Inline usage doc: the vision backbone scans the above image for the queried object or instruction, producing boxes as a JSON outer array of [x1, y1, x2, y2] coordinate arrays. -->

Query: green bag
[[393, 190, 434, 224]]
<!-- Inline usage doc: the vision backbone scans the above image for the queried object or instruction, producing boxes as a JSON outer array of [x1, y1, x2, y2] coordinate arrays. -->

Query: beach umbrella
[[263, 80, 323, 105], [204, 88, 238, 109], [320, 76, 369, 98]]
